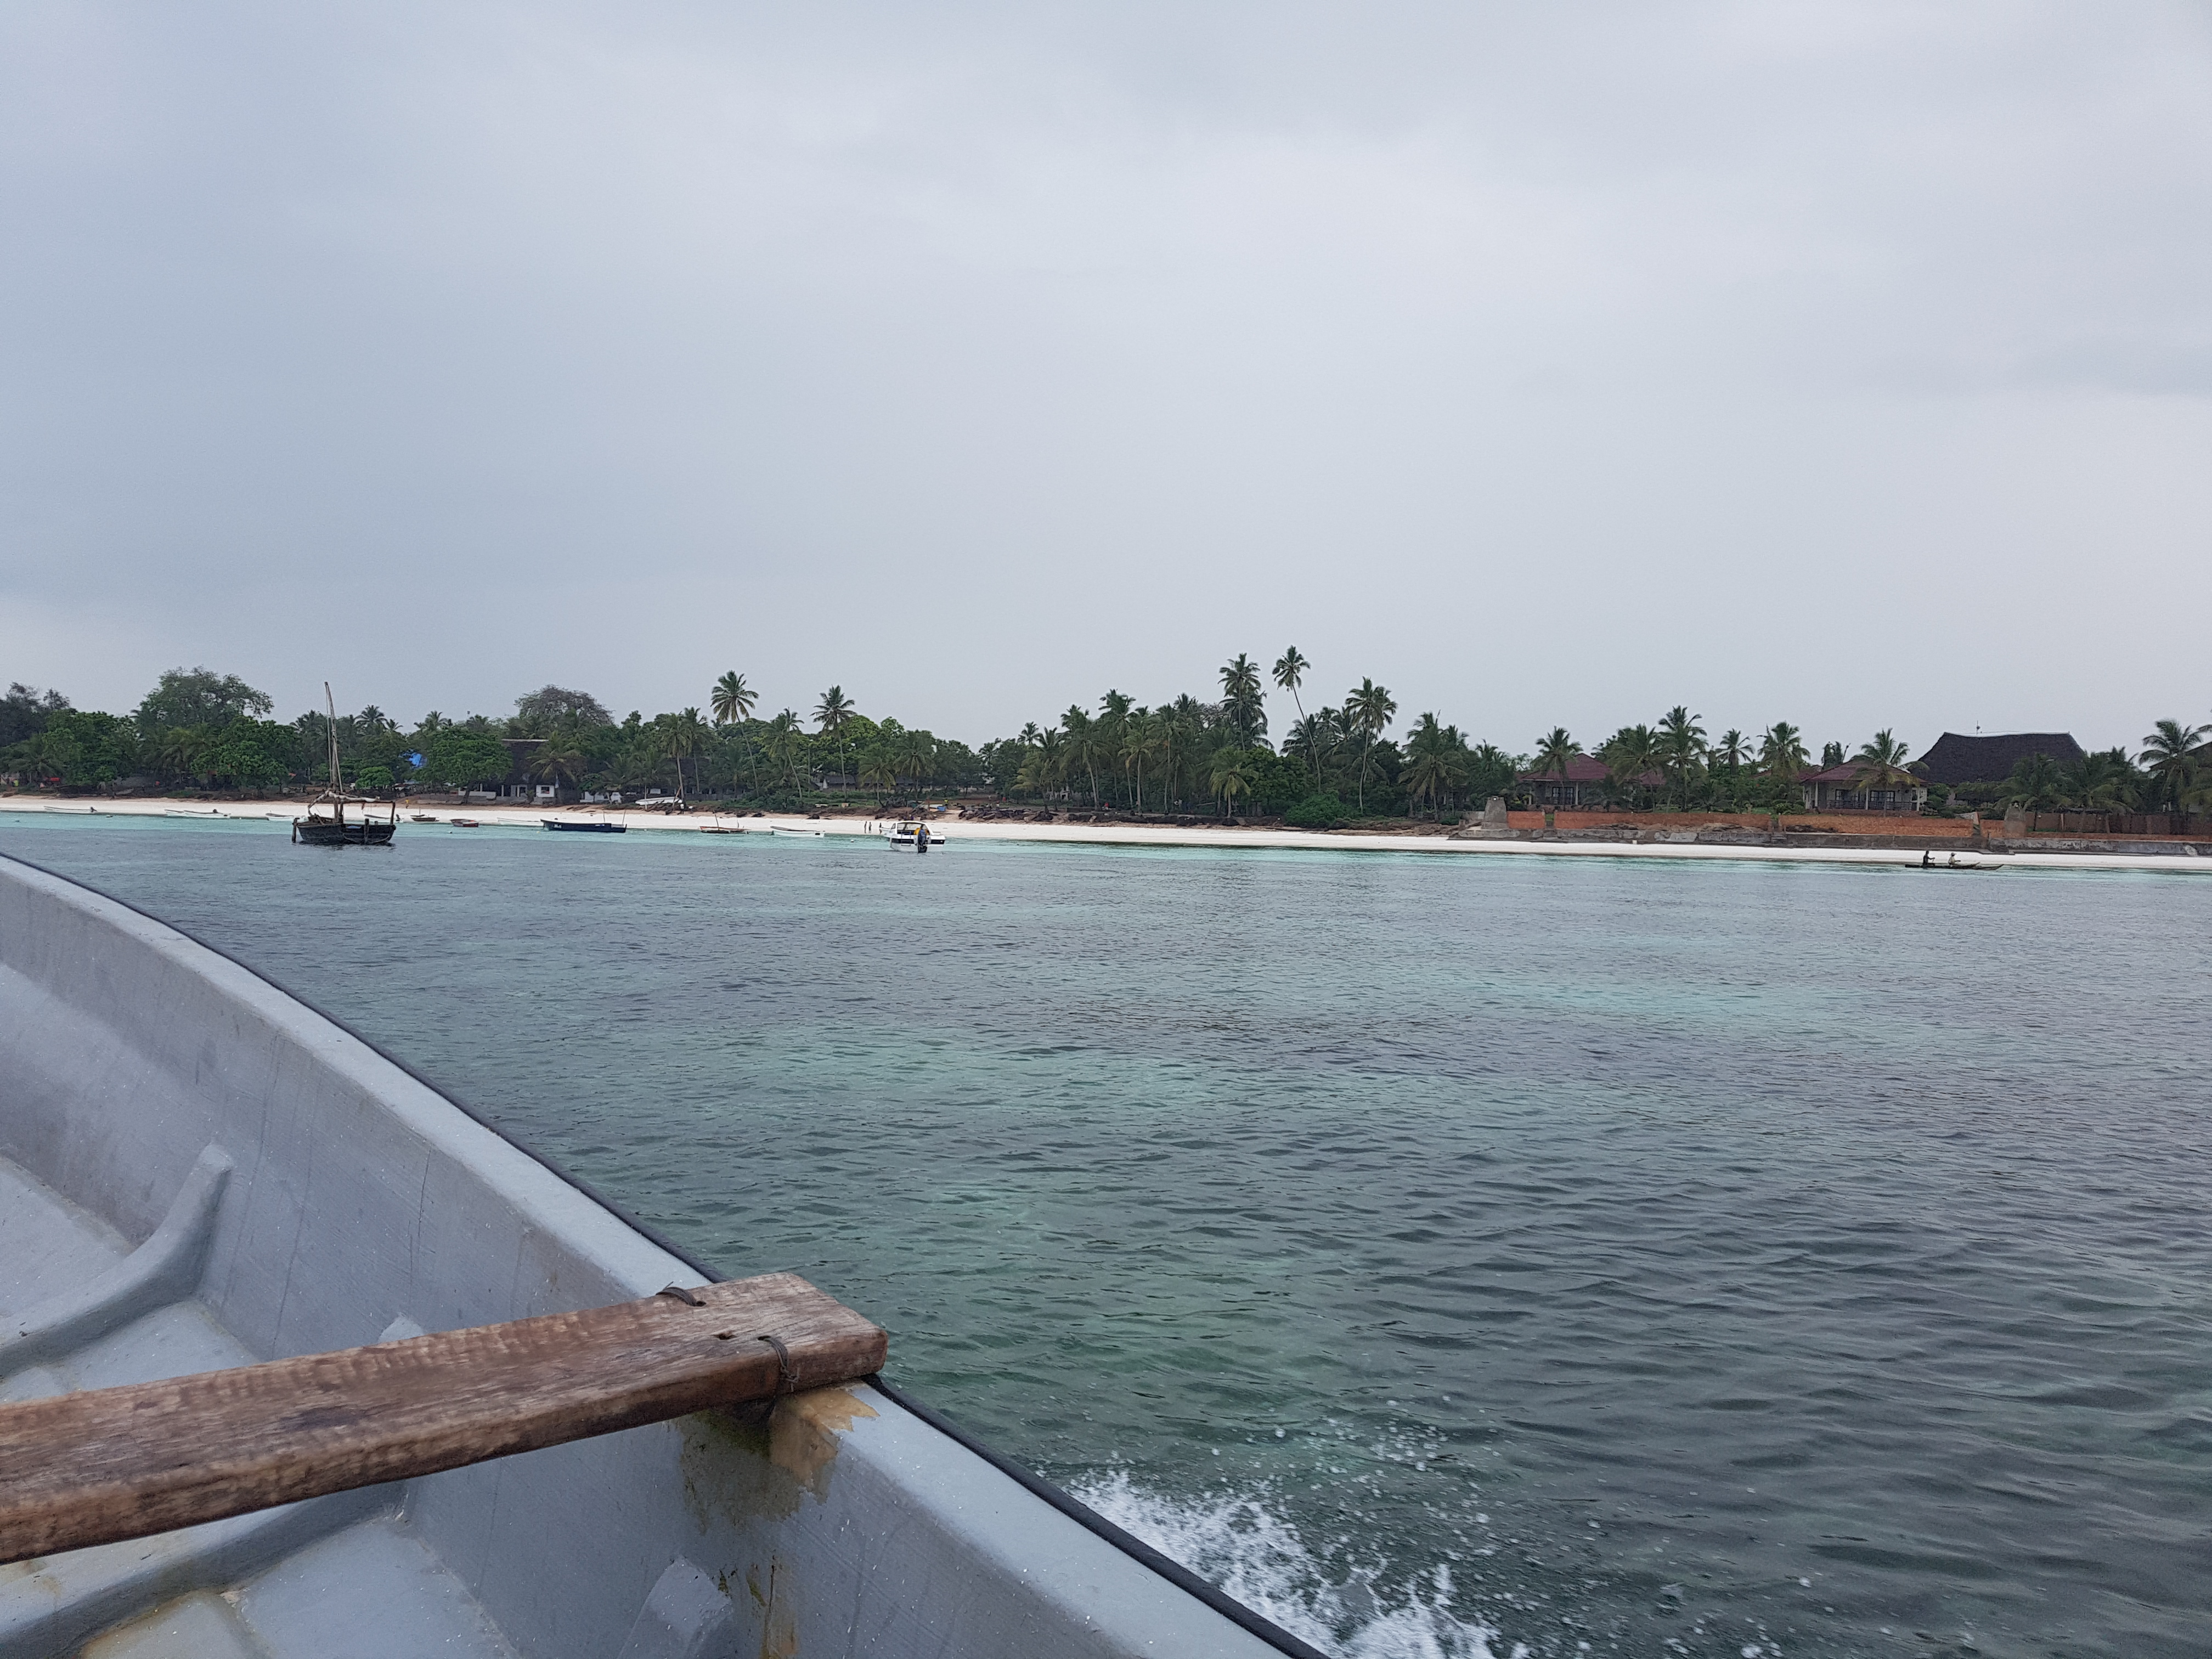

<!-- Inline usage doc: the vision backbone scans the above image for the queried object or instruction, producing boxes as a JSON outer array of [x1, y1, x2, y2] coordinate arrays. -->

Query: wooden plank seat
[[0, 1273, 886, 1566]]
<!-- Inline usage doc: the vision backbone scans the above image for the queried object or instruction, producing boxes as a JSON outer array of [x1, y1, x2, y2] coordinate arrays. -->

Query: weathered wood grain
[[0, 1273, 885, 1565]]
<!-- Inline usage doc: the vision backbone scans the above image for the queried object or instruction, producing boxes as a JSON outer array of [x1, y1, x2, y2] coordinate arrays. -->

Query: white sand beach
[[3, 796, 2207, 873]]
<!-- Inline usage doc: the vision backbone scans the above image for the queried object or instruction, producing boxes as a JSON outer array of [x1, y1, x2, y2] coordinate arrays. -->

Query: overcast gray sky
[[4, 2, 2208, 754]]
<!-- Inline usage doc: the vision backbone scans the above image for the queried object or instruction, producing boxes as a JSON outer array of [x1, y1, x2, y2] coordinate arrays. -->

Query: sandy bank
[[5, 795, 2209, 874]]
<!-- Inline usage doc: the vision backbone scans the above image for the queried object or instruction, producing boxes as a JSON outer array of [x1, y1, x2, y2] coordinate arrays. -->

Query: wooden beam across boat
[[0, 1273, 885, 1566]]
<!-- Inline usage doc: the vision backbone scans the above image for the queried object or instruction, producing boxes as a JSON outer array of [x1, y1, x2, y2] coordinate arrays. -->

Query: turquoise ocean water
[[7, 814, 2209, 1659]]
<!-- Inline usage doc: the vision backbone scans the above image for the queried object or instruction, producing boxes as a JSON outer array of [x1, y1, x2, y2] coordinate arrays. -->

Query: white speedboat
[[0, 855, 1306, 1659], [885, 821, 944, 853]]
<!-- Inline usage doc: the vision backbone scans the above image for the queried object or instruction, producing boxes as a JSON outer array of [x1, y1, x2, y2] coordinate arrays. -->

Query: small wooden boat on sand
[[0, 855, 1313, 1658]]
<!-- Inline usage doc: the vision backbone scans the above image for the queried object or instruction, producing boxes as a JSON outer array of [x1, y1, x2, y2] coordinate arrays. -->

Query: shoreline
[[3, 795, 2208, 873]]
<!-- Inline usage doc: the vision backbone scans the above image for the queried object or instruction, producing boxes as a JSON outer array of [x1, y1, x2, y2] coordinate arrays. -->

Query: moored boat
[[292, 685, 398, 848], [544, 819, 627, 833], [885, 820, 943, 853], [0, 854, 1313, 1658], [294, 798, 398, 845]]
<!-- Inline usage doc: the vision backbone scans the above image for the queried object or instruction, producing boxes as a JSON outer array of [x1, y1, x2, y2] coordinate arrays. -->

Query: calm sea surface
[[8, 815, 2210, 1659]]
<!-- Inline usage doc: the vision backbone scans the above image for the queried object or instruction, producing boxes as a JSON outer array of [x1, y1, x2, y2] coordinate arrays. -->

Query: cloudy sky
[[3, 2, 2208, 753]]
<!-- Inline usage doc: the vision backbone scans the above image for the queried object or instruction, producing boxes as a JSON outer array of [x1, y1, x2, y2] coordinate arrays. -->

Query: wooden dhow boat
[[292, 685, 397, 848], [0, 854, 1316, 1659]]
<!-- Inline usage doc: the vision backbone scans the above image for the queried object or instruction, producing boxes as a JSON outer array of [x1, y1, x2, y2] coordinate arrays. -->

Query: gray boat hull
[[0, 856, 1303, 1659]]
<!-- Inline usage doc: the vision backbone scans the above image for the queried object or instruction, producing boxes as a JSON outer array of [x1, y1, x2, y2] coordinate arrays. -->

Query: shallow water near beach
[[8, 814, 2210, 1659]]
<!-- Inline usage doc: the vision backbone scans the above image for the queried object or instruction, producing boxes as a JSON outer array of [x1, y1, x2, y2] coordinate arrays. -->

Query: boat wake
[[1071, 1472, 1504, 1659]]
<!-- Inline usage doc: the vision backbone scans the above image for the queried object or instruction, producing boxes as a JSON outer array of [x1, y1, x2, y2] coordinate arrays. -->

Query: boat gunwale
[[0, 849, 1329, 1659]]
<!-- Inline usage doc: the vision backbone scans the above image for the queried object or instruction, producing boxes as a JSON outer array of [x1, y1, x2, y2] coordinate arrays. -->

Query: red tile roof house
[[1517, 754, 1664, 808], [1798, 764, 1928, 813]]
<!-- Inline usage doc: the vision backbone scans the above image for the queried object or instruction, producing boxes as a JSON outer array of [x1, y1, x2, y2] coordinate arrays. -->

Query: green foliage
[[28, 710, 138, 785], [512, 685, 612, 730], [202, 719, 291, 788], [421, 731, 513, 790], [1466, 743, 1517, 804], [1283, 793, 1349, 828], [2005, 752, 2065, 810], [1, 682, 69, 747], [136, 667, 273, 733], [2139, 719, 2208, 811]]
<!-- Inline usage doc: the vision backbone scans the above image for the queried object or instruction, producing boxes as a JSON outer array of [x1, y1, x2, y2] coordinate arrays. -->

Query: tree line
[[4, 665, 2206, 821]]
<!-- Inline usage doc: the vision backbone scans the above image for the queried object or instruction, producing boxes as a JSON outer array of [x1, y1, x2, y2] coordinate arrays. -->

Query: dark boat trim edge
[[0, 850, 1332, 1659]]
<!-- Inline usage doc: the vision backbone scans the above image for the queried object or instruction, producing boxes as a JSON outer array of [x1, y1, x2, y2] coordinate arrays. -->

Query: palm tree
[[2007, 752, 2065, 810], [759, 709, 805, 789], [1018, 728, 1064, 799], [1599, 724, 1660, 809], [1533, 727, 1577, 803], [1401, 713, 1468, 819], [814, 686, 856, 786], [710, 672, 756, 727], [531, 743, 585, 796], [1063, 706, 1107, 807], [1285, 712, 1338, 787], [1344, 679, 1397, 812], [155, 725, 210, 785], [1760, 722, 1809, 793], [1120, 709, 1158, 813], [658, 708, 711, 797], [1220, 654, 1266, 748], [2063, 747, 2136, 810], [813, 686, 854, 735], [1157, 703, 1200, 809], [1656, 706, 1707, 808], [609, 743, 659, 797], [896, 727, 938, 795], [857, 750, 898, 794], [2140, 719, 2209, 812], [1850, 730, 1915, 805], [1273, 648, 1310, 773], [1209, 747, 1257, 819]]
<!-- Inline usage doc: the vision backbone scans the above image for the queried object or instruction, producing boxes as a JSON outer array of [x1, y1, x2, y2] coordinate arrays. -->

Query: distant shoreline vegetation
[[2, 664, 2205, 825]]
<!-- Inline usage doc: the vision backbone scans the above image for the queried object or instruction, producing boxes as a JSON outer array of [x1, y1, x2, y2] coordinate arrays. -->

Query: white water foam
[[1073, 1471, 1505, 1659]]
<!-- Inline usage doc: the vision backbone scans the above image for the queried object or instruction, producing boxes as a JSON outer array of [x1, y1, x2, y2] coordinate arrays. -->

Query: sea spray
[[1072, 1471, 1500, 1659]]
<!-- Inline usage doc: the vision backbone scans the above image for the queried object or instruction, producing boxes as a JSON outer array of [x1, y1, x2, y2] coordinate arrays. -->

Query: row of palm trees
[[1523, 710, 2211, 815], [989, 651, 1513, 817], [2013, 719, 2210, 814]]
